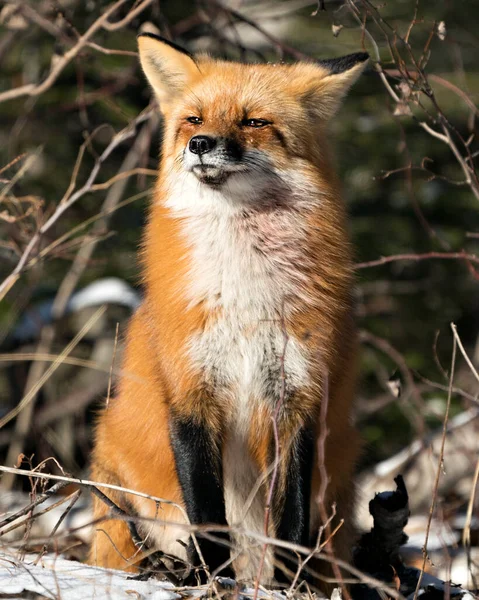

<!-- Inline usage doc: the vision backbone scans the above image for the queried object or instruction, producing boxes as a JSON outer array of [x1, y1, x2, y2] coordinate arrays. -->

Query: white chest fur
[[166, 174, 312, 424]]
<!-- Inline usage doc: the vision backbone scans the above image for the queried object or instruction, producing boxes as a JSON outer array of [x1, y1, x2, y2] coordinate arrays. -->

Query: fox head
[[138, 33, 368, 208]]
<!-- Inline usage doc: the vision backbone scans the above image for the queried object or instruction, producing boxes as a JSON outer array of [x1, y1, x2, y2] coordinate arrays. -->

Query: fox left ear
[[303, 52, 369, 119], [137, 33, 200, 107]]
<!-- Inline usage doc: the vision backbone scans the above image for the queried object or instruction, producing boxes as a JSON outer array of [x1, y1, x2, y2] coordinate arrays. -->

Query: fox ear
[[302, 52, 369, 119], [137, 33, 200, 106]]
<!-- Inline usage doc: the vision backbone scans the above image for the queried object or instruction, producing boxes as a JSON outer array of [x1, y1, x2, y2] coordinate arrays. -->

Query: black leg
[[169, 415, 233, 582], [274, 426, 315, 583]]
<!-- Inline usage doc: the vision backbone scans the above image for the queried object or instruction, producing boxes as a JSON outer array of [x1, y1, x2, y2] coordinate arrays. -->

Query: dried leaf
[[332, 24, 343, 38], [0, 210, 17, 223], [0, 195, 42, 223], [15, 453, 26, 468], [437, 21, 446, 41], [399, 81, 412, 100], [0, 5, 28, 30], [387, 371, 402, 398], [393, 102, 413, 117]]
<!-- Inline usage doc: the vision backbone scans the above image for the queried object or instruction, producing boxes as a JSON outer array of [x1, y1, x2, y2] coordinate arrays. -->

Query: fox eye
[[242, 118, 271, 128], [186, 116, 203, 125]]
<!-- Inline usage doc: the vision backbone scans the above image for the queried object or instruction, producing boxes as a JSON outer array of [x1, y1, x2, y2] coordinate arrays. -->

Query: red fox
[[89, 33, 368, 587]]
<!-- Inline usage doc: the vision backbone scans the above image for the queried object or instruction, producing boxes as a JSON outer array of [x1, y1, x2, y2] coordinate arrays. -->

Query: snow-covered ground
[[0, 551, 183, 600], [0, 550, 289, 600]]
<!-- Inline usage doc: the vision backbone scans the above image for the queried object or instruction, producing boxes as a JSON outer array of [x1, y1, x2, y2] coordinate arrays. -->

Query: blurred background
[[0, 0, 478, 587]]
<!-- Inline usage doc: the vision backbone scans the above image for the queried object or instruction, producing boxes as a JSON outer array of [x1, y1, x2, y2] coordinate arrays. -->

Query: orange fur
[[89, 35, 367, 590]]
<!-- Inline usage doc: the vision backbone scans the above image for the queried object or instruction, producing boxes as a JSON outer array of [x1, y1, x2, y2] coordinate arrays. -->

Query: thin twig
[[0, 306, 107, 430], [413, 323, 456, 600], [451, 323, 479, 384], [89, 485, 182, 584], [0, 109, 153, 301], [356, 251, 479, 270], [0, 465, 186, 514], [0, 0, 155, 104], [1, 489, 78, 538], [0, 480, 69, 530], [462, 456, 479, 590], [0, 0, 130, 104], [106, 323, 120, 409]]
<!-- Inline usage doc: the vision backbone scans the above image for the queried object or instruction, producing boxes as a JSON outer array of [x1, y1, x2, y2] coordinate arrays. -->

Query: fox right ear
[[297, 52, 369, 120], [137, 33, 200, 106]]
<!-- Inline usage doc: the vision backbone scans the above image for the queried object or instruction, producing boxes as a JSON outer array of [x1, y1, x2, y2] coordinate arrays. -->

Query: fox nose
[[189, 135, 217, 155]]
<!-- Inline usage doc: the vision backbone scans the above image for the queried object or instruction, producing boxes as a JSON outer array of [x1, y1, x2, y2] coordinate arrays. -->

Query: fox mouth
[[192, 165, 231, 187]]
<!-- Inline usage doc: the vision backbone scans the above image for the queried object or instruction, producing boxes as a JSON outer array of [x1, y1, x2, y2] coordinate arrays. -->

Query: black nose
[[189, 135, 216, 155]]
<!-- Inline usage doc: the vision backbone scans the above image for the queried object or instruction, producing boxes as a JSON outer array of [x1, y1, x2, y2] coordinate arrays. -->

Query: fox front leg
[[169, 413, 234, 582], [273, 425, 315, 583]]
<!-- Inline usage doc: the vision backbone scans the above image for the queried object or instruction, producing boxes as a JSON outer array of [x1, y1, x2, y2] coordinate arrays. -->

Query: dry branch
[[0, 480, 69, 531], [0, 108, 154, 301], [356, 252, 479, 270], [0, 0, 155, 104]]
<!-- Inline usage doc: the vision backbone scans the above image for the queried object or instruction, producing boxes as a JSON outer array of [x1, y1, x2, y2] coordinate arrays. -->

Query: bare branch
[[355, 251, 479, 270], [0, 109, 153, 301], [413, 324, 456, 599], [0, 0, 131, 104]]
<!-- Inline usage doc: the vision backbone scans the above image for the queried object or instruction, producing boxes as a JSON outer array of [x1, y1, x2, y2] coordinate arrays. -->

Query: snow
[[0, 489, 92, 544], [0, 551, 180, 600], [0, 551, 293, 600], [404, 515, 460, 551], [149, 591, 182, 600], [68, 278, 140, 313], [11, 277, 140, 342]]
